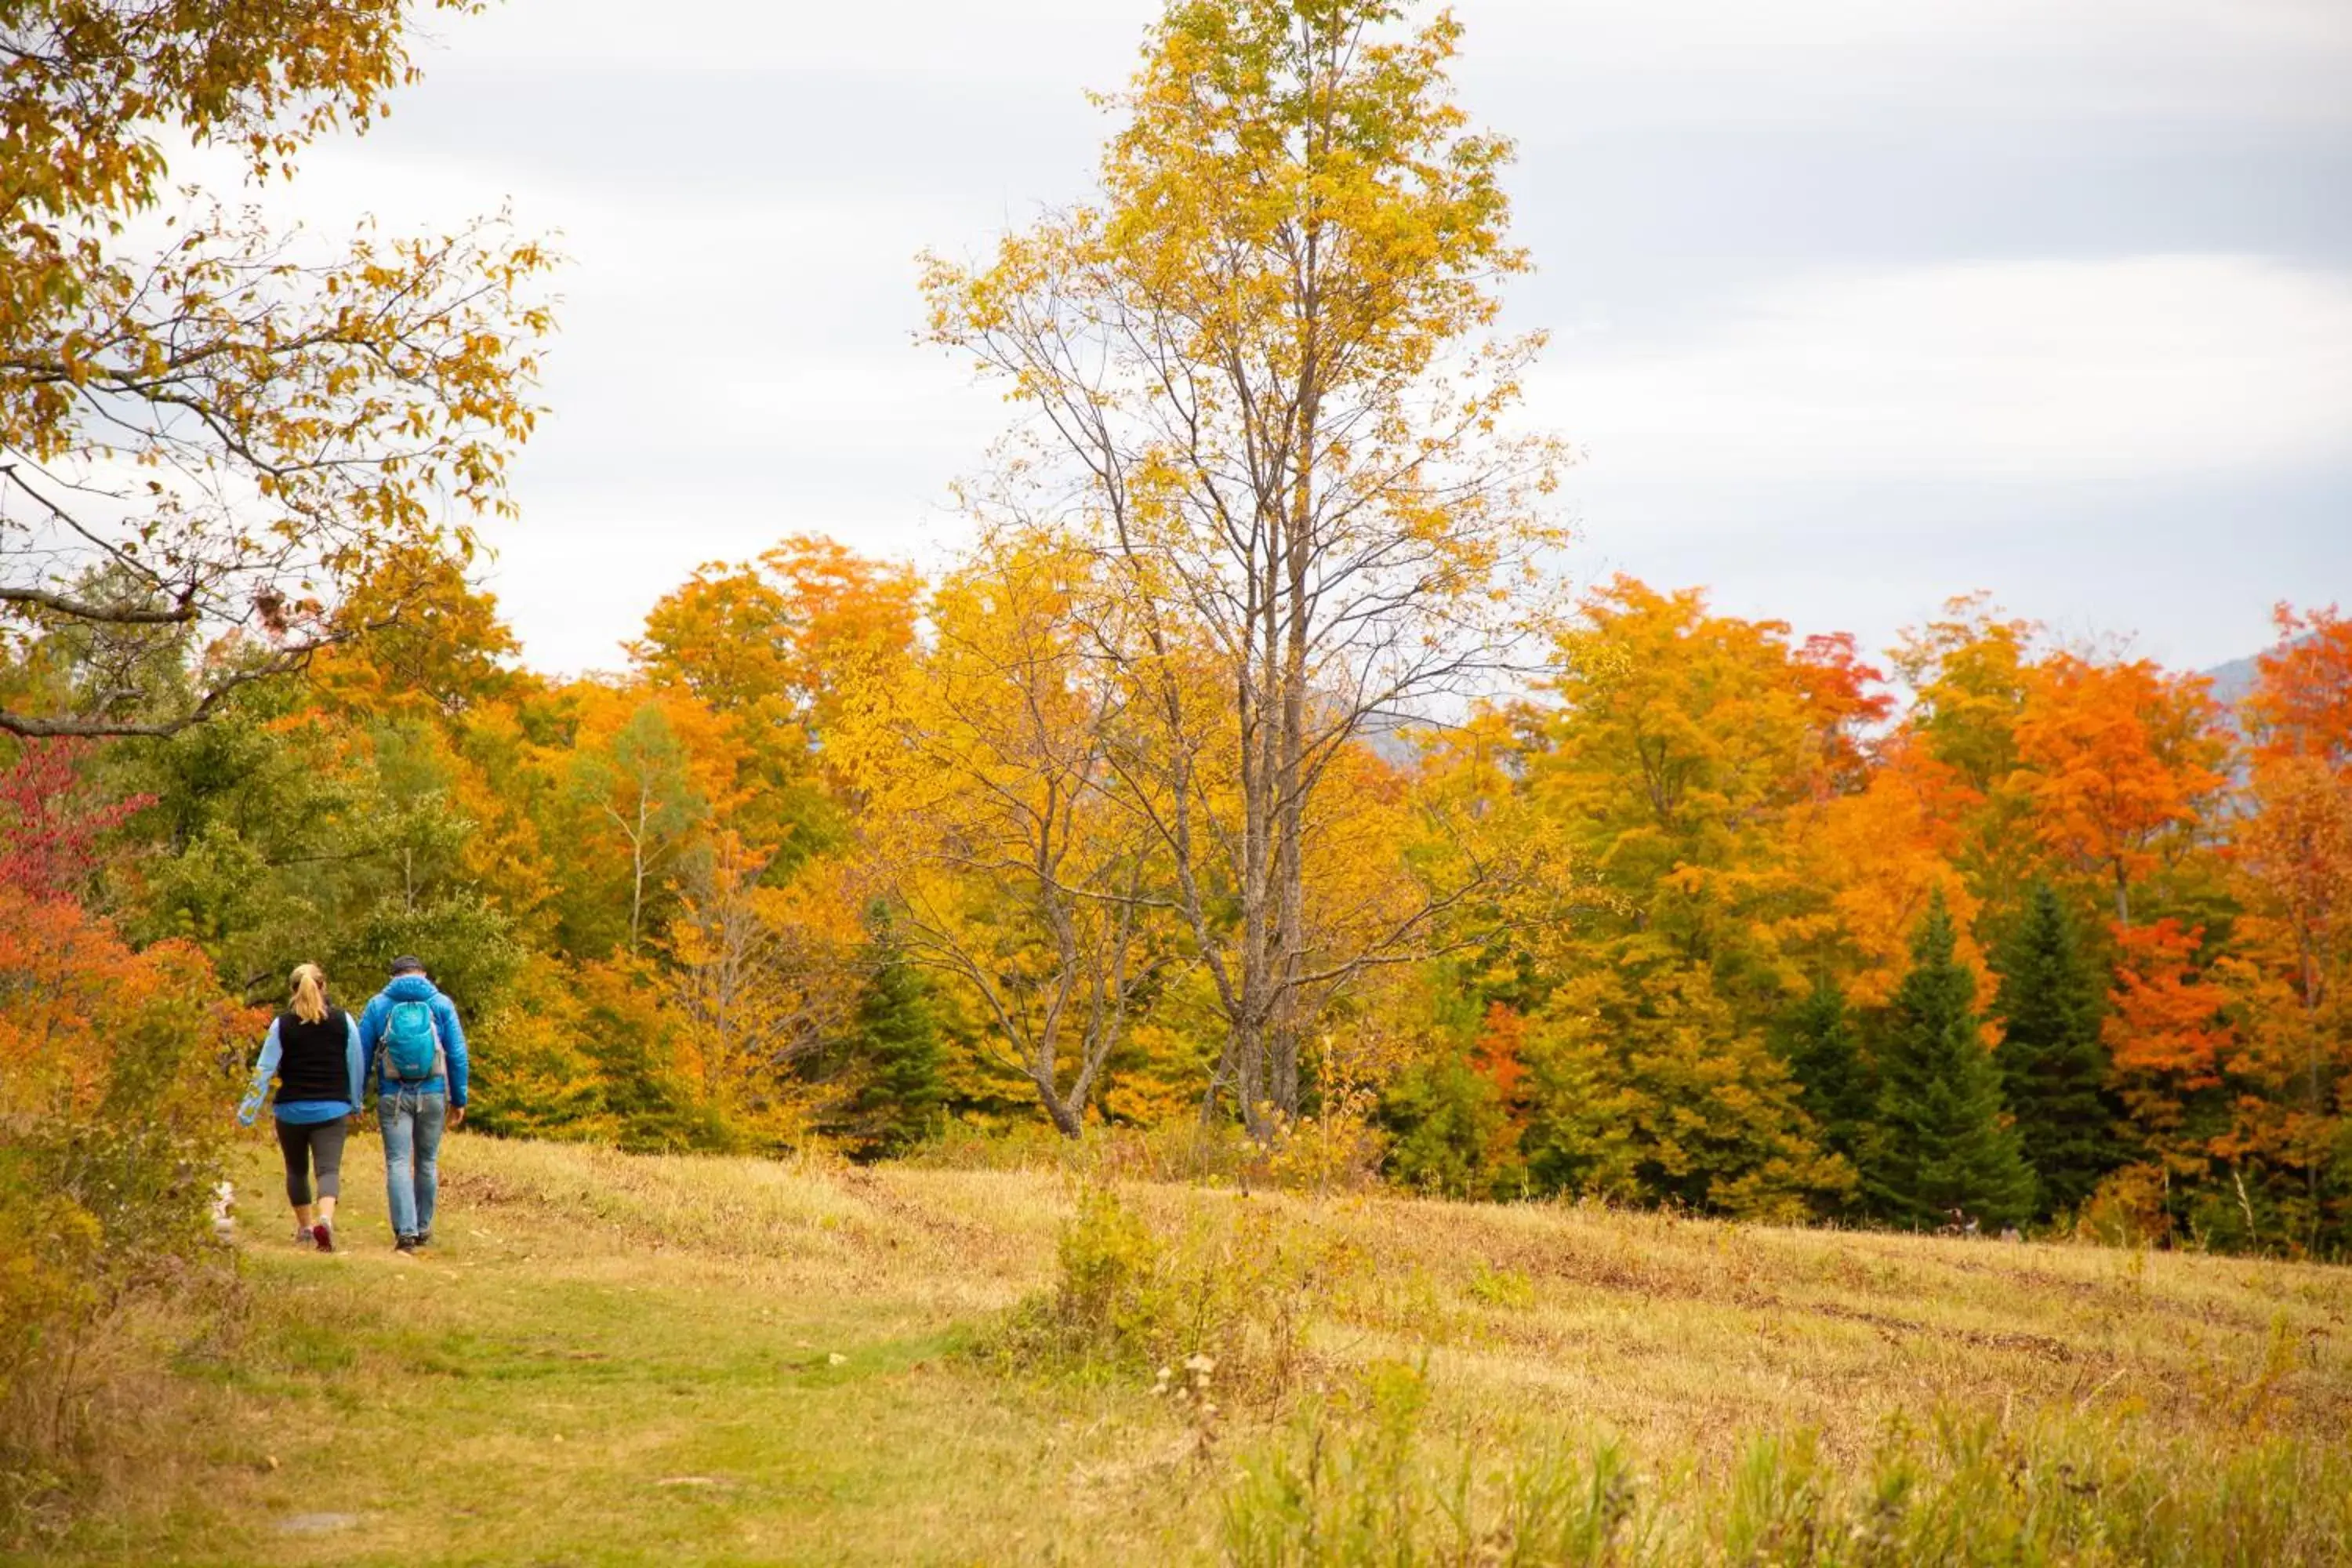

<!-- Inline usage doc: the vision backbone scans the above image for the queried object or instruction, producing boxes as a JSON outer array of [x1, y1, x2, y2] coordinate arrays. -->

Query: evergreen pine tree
[[838, 915, 946, 1158], [1773, 974, 1873, 1168], [1861, 892, 2036, 1229], [1993, 881, 2119, 1220]]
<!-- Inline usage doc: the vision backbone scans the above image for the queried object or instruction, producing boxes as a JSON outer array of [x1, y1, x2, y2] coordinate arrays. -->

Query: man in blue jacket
[[357, 956, 471, 1254]]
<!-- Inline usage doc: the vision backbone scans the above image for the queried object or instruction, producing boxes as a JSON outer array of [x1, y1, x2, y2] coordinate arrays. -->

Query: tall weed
[[985, 1184, 1352, 1410], [1222, 1363, 1651, 1567], [1219, 1382, 2352, 1566]]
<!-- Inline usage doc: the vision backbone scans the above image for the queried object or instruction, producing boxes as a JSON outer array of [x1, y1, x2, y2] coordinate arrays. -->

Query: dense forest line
[[7, 550, 2348, 1254]]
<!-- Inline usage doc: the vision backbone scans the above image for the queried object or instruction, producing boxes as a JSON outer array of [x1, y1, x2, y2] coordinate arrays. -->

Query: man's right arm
[[354, 997, 383, 1103]]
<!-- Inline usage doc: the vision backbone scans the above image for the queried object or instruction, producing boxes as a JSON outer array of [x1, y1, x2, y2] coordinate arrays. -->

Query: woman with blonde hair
[[237, 963, 365, 1252]]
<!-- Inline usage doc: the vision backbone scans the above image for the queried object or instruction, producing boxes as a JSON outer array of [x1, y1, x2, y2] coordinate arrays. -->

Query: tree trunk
[[1231, 1016, 1274, 1141], [1037, 1081, 1086, 1141], [630, 791, 650, 954]]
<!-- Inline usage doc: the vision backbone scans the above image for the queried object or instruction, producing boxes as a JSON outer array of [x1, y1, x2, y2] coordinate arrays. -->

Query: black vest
[[276, 1008, 351, 1103]]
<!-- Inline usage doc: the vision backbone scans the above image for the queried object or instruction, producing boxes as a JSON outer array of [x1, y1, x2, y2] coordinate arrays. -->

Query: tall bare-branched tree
[[924, 0, 1565, 1133]]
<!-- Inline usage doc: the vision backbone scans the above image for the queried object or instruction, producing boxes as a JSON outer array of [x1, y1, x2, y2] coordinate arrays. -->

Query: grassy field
[[27, 1130, 2352, 1566]]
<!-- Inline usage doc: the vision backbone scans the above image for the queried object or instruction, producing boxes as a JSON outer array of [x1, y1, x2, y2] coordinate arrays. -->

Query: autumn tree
[[2013, 654, 2227, 927], [0, 739, 149, 901], [1532, 577, 1887, 1014], [2243, 603, 2352, 769], [2, 1, 554, 739], [1992, 881, 2119, 1219], [2211, 621, 2352, 1250], [1862, 893, 2035, 1230], [468, 954, 724, 1153], [561, 694, 720, 956], [1891, 596, 2037, 799], [924, 0, 1565, 1134], [1797, 733, 1987, 1008], [0, 885, 258, 1468], [838, 535, 1170, 1138], [2103, 917, 2234, 1177], [1521, 965, 1849, 1221], [633, 536, 916, 739], [1886, 597, 2041, 913], [631, 537, 918, 860], [662, 833, 860, 1148], [308, 551, 527, 720], [1484, 578, 1885, 1217]]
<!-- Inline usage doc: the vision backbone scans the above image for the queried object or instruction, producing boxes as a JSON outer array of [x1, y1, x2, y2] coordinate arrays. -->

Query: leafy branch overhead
[[1, 0, 557, 738]]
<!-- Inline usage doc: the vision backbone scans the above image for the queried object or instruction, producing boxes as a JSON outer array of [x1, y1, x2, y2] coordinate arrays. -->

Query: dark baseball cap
[[389, 955, 427, 975]]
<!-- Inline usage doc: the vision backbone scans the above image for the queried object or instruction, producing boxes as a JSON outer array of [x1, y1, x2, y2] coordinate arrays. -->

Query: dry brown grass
[[24, 1131, 2350, 1565]]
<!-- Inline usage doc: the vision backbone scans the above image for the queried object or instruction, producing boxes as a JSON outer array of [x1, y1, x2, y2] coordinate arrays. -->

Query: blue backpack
[[378, 998, 446, 1086]]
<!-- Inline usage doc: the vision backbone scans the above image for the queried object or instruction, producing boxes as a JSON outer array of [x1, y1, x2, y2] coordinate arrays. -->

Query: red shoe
[[313, 1220, 336, 1253]]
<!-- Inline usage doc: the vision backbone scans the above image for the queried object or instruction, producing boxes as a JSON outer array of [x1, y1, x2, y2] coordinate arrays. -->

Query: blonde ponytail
[[290, 963, 329, 1025]]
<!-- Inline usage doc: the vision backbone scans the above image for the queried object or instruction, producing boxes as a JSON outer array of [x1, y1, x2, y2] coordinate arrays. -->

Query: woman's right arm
[[235, 1020, 284, 1127]]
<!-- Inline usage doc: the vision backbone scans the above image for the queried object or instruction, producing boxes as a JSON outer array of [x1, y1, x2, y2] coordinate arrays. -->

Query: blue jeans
[[379, 1090, 446, 1240]]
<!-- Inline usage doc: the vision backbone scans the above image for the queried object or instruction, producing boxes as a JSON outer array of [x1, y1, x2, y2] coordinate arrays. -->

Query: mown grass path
[[52, 1134, 1194, 1566], [29, 1134, 2352, 1566]]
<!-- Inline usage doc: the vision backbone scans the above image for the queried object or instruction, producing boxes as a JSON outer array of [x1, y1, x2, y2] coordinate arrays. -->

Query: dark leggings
[[275, 1118, 349, 1207]]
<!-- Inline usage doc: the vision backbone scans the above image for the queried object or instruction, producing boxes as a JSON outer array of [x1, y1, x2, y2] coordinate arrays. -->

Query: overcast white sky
[[294, 0, 2350, 675]]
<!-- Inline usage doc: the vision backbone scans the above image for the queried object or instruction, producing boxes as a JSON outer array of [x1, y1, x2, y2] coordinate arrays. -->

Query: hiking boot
[[292, 1221, 314, 1245], [313, 1220, 336, 1254], [414, 1230, 432, 1250], [394, 1235, 419, 1256]]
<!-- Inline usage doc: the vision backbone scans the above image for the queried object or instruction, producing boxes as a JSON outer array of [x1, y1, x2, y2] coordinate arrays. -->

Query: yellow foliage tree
[[924, 0, 1566, 1134], [663, 832, 862, 1150], [630, 536, 918, 855], [837, 535, 1173, 1138], [1530, 576, 1881, 1008]]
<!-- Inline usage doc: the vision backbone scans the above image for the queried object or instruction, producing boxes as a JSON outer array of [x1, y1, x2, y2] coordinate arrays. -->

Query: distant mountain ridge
[[2201, 651, 2266, 711]]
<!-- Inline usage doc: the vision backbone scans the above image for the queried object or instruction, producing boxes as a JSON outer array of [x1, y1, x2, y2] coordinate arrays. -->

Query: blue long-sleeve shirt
[[355, 975, 470, 1106], [237, 1014, 365, 1126]]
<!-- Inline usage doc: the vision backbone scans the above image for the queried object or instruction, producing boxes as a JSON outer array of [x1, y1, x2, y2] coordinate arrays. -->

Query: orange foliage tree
[[2013, 655, 2227, 927], [2207, 611, 2352, 1250], [1801, 737, 1989, 1010], [2244, 604, 2352, 768], [1888, 597, 2042, 911], [1, 888, 258, 1463], [630, 535, 918, 859], [2103, 918, 2234, 1176]]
